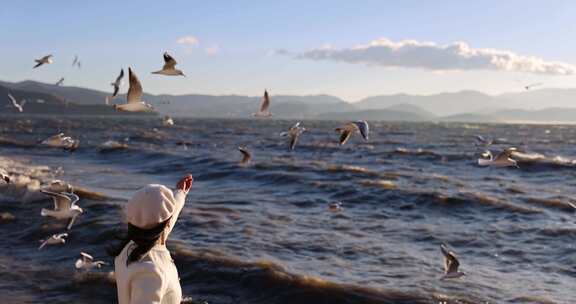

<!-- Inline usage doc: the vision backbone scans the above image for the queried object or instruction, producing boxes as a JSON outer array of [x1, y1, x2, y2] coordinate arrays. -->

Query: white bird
[[40, 133, 80, 151], [253, 90, 272, 117], [238, 147, 252, 165], [335, 121, 369, 146], [110, 69, 124, 97], [440, 244, 465, 279], [7, 93, 25, 113], [38, 233, 68, 250], [55, 77, 65, 86], [280, 122, 306, 150], [478, 148, 519, 168], [75, 252, 107, 270], [162, 116, 174, 127], [0, 169, 9, 183], [152, 52, 185, 76], [40, 190, 83, 230], [33, 55, 53, 69], [114, 68, 154, 112], [328, 201, 343, 212]]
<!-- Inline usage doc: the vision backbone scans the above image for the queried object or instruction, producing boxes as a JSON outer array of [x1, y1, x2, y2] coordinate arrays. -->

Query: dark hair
[[107, 219, 170, 266]]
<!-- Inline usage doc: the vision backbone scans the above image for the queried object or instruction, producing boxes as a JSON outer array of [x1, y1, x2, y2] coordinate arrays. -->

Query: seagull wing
[[7, 94, 17, 106], [40, 190, 72, 210], [353, 120, 369, 141], [162, 52, 177, 70], [80, 252, 94, 262], [56, 233, 68, 239], [116, 69, 125, 83], [441, 244, 460, 274], [112, 85, 120, 97], [38, 239, 49, 250], [127, 68, 143, 104], [238, 147, 252, 164], [494, 147, 517, 162], [259, 90, 270, 113], [289, 133, 299, 150]]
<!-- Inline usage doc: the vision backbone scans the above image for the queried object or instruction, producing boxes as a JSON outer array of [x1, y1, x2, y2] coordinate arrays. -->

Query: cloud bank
[[294, 38, 576, 75]]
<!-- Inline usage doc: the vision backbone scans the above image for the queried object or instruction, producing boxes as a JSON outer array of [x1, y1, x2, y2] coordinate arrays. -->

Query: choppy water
[[0, 116, 575, 304]]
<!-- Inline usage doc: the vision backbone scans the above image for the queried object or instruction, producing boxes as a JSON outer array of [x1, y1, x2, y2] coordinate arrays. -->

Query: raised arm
[[162, 175, 193, 241]]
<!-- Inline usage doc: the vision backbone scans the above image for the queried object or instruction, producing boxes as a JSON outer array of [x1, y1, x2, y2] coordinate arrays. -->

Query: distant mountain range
[[2, 79, 576, 123]]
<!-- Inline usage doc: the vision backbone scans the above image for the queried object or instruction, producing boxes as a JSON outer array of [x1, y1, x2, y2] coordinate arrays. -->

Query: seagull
[[55, 77, 65, 86], [162, 116, 174, 127], [253, 90, 272, 117], [478, 147, 519, 168], [114, 68, 154, 112], [280, 122, 306, 150], [524, 83, 542, 90], [72, 55, 81, 69], [7, 93, 25, 112], [40, 133, 80, 151], [110, 69, 124, 97], [335, 121, 369, 146], [38, 233, 68, 250], [238, 147, 252, 165], [40, 190, 83, 230], [75, 252, 107, 270], [474, 135, 492, 147], [328, 201, 343, 212], [34, 55, 53, 68], [440, 244, 465, 279], [152, 52, 185, 76], [0, 170, 9, 183]]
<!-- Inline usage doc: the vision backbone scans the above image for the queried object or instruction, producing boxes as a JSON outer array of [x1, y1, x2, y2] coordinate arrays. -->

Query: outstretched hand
[[176, 174, 193, 194]]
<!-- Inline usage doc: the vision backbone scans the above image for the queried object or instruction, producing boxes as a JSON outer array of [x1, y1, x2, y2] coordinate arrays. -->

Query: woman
[[111, 174, 193, 304]]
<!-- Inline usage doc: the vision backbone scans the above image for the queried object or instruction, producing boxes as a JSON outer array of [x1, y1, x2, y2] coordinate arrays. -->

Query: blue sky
[[1, 1, 576, 101]]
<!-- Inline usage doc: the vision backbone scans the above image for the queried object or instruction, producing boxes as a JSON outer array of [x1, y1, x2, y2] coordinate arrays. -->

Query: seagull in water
[[328, 201, 343, 212], [280, 122, 306, 150], [162, 116, 174, 127], [75, 252, 107, 270], [0, 170, 9, 183], [40, 190, 83, 230], [110, 69, 124, 97], [7, 93, 25, 113], [238, 147, 252, 166], [335, 121, 369, 146], [38, 233, 68, 250], [253, 90, 272, 117], [440, 243, 465, 279], [152, 52, 185, 76], [33, 55, 53, 69], [114, 68, 154, 112], [55, 77, 65, 86], [40, 133, 80, 151], [478, 147, 519, 168]]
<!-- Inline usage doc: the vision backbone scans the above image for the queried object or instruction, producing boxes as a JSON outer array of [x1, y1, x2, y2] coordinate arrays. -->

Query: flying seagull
[[152, 52, 185, 76], [38, 233, 68, 250], [40, 133, 80, 151], [114, 68, 154, 112], [440, 243, 465, 279], [55, 77, 65, 86], [40, 190, 83, 230], [75, 252, 107, 270], [34, 55, 53, 69], [253, 90, 272, 117], [335, 121, 369, 146], [524, 83, 542, 90], [280, 122, 306, 150], [238, 147, 252, 165], [7, 93, 25, 113], [478, 147, 519, 168], [72, 55, 81, 69], [110, 69, 124, 97]]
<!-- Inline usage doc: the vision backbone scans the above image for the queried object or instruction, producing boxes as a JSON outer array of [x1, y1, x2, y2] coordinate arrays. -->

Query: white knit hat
[[125, 184, 176, 229]]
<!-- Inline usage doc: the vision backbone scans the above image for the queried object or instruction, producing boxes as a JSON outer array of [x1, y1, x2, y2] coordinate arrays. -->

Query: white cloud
[[176, 36, 199, 46], [294, 38, 576, 75], [205, 45, 220, 55]]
